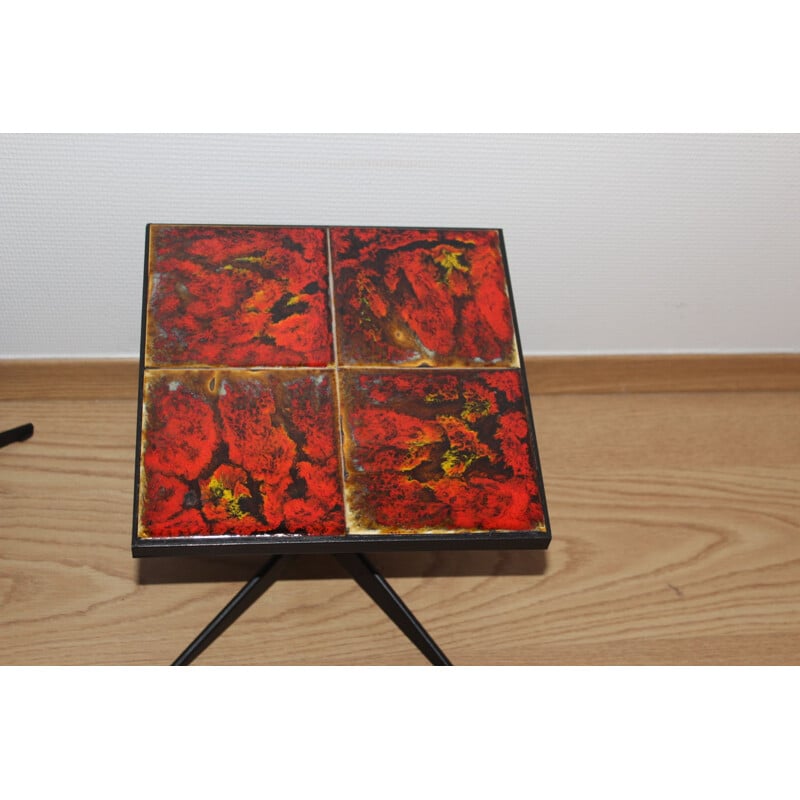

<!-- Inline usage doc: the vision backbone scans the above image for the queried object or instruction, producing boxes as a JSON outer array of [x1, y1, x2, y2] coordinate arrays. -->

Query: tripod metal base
[[173, 553, 451, 666]]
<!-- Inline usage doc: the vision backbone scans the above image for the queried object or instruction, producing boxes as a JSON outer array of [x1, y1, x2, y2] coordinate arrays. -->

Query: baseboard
[[1, 359, 140, 401], [523, 354, 800, 394], [1, 354, 799, 402]]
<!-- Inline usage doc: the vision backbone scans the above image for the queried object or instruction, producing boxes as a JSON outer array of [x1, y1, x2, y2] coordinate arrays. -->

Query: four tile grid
[[138, 226, 546, 539]]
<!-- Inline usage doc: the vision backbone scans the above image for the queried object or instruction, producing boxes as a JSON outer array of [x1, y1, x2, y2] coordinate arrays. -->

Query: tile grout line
[[141, 364, 518, 372], [326, 227, 353, 536]]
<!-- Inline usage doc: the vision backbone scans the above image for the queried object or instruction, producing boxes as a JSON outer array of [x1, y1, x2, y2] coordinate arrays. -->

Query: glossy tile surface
[[331, 228, 519, 367], [340, 370, 545, 534], [135, 225, 547, 545], [139, 369, 344, 537], [146, 226, 333, 367]]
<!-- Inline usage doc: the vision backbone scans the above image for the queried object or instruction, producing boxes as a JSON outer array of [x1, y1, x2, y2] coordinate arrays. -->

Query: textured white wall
[[1, 134, 798, 358]]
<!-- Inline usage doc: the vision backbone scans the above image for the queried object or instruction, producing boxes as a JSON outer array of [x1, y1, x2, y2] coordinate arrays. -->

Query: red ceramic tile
[[340, 370, 544, 534], [146, 226, 333, 367], [138, 369, 344, 537], [330, 228, 519, 367]]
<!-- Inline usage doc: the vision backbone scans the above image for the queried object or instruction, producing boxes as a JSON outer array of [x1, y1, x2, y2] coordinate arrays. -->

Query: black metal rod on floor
[[335, 553, 452, 666], [173, 554, 290, 666], [0, 423, 34, 449]]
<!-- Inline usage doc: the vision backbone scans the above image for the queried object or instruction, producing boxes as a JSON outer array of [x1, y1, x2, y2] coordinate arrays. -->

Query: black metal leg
[[0, 423, 34, 449], [173, 552, 451, 665], [334, 553, 452, 666], [173, 554, 290, 665]]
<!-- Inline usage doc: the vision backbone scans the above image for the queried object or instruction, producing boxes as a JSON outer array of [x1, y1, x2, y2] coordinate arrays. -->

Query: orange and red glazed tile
[[146, 226, 333, 367], [339, 370, 545, 534], [330, 228, 519, 367], [136, 225, 546, 541], [139, 369, 344, 537]]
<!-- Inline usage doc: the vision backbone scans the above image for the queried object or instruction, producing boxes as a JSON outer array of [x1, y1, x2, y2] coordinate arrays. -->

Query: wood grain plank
[[3, 353, 800, 402], [1, 389, 798, 665], [524, 353, 800, 394]]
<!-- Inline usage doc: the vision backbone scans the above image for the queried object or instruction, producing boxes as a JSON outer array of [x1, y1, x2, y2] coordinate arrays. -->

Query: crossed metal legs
[[173, 553, 451, 666]]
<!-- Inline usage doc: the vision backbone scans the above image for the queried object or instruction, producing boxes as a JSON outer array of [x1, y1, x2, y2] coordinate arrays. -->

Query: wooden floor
[[1, 362, 799, 665]]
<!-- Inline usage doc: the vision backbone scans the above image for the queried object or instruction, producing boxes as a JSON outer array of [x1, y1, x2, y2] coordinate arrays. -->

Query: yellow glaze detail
[[221, 264, 253, 276], [206, 475, 247, 519], [432, 247, 469, 281], [461, 398, 491, 422], [441, 448, 480, 477]]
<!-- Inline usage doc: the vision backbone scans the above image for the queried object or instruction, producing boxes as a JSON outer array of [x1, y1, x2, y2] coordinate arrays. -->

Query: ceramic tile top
[[340, 370, 545, 534], [145, 226, 333, 367], [138, 369, 345, 537], [330, 228, 519, 367], [135, 225, 548, 546]]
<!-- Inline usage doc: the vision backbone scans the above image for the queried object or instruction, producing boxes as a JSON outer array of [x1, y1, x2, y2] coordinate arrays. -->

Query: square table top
[[133, 225, 550, 555]]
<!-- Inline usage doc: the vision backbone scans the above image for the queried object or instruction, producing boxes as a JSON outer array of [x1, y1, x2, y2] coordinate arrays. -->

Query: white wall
[[1, 134, 798, 358]]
